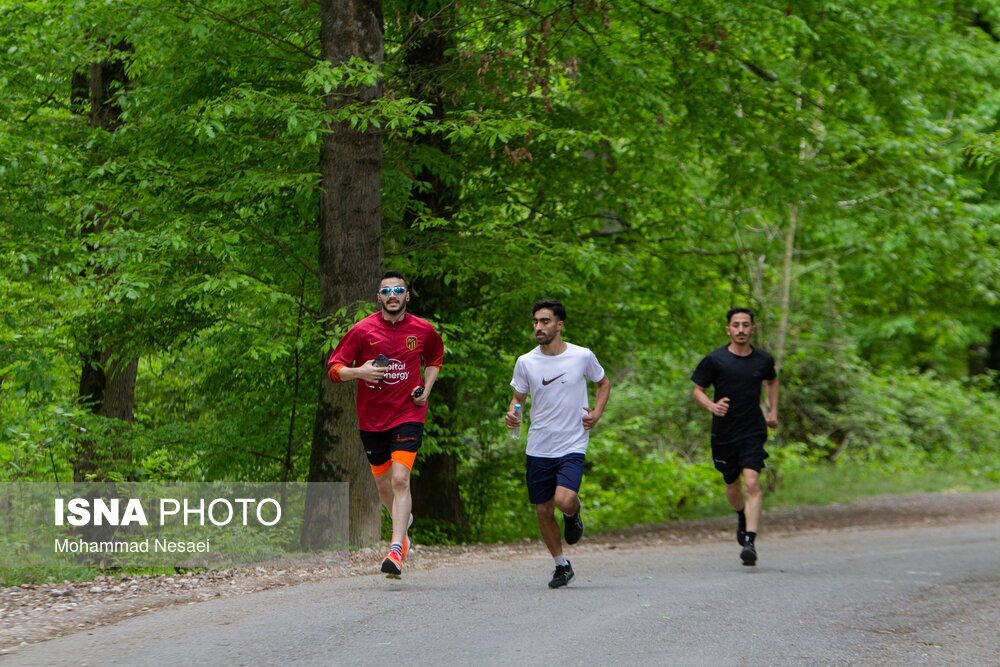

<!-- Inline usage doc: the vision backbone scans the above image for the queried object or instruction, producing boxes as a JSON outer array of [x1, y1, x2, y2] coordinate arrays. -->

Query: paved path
[[7, 519, 999, 665]]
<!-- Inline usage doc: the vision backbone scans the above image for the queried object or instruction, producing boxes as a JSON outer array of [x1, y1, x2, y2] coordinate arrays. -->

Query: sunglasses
[[378, 286, 407, 296]]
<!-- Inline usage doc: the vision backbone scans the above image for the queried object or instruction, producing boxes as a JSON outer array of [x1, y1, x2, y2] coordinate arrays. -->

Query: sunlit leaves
[[2, 0, 999, 491]]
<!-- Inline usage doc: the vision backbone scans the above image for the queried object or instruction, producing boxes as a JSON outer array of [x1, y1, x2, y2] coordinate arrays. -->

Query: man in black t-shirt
[[691, 307, 779, 566]]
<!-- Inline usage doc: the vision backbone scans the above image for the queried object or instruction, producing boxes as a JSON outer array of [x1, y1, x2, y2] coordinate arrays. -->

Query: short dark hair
[[533, 299, 567, 322], [380, 270, 408, 289], [727, 307, 754, 324]]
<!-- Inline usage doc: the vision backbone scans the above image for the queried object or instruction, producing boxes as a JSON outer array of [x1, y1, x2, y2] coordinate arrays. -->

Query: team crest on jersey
[[406, 335, 418, 351]]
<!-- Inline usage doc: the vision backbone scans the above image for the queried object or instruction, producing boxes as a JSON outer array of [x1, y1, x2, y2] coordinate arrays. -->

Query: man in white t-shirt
[[505, 300, 611, 588]]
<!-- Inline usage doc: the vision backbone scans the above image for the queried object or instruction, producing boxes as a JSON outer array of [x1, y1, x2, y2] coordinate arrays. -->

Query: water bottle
[[509, 404, 522, 440]]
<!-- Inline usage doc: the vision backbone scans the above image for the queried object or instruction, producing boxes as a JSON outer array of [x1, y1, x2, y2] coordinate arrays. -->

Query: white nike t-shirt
[[510, 342, 606, 458]]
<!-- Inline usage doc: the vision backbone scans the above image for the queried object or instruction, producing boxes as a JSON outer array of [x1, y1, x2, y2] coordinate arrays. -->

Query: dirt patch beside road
[[3, 490, 998, 654]]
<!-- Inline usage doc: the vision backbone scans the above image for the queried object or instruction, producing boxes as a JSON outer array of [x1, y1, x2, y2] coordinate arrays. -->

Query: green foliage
[[585, 444, 718, 530], [2, 0, 999, 548], [782, 344, 1000, 463], [459, 440, 538, 543]]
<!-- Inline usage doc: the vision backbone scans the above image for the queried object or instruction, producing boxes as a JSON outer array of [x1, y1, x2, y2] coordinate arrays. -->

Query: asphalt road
[[6, 520, 999, 666]]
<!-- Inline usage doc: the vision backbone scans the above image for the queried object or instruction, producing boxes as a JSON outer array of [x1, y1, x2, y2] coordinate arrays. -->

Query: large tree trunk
[[73, 42, 138, 483], [399, 6, 468, 537], [303, 0, 385, 550]]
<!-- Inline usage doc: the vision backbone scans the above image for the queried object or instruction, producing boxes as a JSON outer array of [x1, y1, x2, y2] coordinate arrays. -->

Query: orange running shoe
[[381, 551, 403, 578]]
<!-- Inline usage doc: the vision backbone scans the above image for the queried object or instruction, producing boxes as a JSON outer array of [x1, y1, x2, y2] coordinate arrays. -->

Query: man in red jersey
[[326, 270, 444, 578]]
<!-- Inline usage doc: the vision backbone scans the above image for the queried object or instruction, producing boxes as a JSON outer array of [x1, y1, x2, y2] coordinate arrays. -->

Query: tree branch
[[190, 2, 320, 61], [241, 218, 322, 282], [230, 268, 320, 318], [837, 185, 905, 208], [735, 57, 829, 114]]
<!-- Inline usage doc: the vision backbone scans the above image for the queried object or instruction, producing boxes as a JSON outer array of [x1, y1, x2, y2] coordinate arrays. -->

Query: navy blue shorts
[[711, 435, 769, 484], [526, 453, 586, 505]]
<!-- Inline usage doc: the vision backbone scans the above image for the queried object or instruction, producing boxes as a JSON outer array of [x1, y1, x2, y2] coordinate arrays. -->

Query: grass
[[767, 460, 1000, 509], [1, 564, 102, 587], [632, 457, 1000, 528]]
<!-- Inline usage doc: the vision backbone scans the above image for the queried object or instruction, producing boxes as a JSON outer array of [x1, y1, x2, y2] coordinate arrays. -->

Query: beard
[[535, 331, 556, 345], [380, 299, 406, 315]]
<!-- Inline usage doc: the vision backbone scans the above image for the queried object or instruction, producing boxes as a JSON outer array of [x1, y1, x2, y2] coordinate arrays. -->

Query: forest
[[2, 0, 999, 549]]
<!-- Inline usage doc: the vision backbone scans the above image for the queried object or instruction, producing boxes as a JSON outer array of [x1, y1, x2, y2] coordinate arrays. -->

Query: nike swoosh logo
[[368, 341, 380, 345], [542, 374, 566, 386]]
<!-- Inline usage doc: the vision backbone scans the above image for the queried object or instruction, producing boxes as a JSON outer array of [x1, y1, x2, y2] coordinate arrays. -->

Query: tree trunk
[[970, 327, 1000, 380], [74, 42, 138, 483], [76, 350, 139, 481], [303, 0, 385, 550], [772, 90, 819, 376], [399, 5, 468, 537], [773, 203, 798, 376]]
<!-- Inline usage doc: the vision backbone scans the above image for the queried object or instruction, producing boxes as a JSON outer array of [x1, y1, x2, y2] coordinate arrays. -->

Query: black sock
[[745, 531, 756, 545], [736, 508, 746, 533]]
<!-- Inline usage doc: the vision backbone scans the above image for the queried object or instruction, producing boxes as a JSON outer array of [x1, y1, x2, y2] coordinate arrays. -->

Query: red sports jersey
[[326, 312, 444, 432]]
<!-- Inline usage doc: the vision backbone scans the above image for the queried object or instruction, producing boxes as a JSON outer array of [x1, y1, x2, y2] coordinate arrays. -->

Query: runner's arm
[[327, 328, 386, 384], [412, 364, 441, 406], [583, 375, 612, 429], [505, 391, 528, 428], [764, 377, 779, 428], [333, 360, 387, 383], [692, 384, 729, 416]]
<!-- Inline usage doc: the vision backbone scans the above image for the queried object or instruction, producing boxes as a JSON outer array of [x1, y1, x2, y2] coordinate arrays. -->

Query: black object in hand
[[412, 386, 424, 398], [373, 354, 389, 367]]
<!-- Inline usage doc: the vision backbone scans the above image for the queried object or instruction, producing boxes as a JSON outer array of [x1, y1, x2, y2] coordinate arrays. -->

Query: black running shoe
[[564, 511, 585, 545], [548, 562, 575, 589], [740, 542, 757, 567]]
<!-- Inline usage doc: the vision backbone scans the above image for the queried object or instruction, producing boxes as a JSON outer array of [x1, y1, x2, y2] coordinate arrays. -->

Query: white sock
[[554, 555, 569, 567]]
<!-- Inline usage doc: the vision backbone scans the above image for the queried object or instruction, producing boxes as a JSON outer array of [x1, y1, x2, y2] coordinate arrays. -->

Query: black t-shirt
[[691, 345, 777, 445]]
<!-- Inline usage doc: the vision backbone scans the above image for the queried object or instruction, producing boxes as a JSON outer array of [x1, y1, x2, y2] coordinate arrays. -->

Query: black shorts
[[525, 453, 585, 505], [359, 422, 423, 468], [711, 435, 769, 484]]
